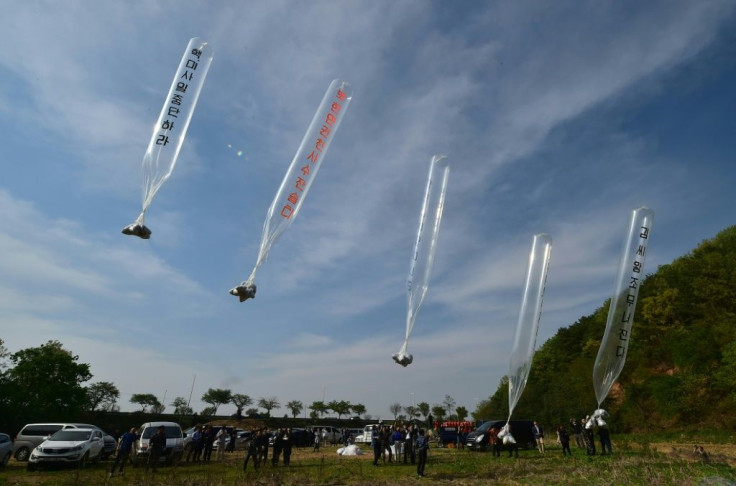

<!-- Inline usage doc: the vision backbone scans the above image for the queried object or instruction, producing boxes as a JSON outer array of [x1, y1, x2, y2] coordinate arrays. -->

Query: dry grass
[[2, 439, 735, 486]]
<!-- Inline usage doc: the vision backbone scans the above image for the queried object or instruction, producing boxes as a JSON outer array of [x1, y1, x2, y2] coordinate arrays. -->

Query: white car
[[27, 428, 104, 470]]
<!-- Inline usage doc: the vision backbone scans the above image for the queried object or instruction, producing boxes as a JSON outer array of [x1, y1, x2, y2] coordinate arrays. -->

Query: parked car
[[13, 423, 87, 461], [27, 428, 105, 470], [69, 424, 116, 459], [135, 422, 184, 464], [464, 420, 535, 451], [0, 433, 12, 467], [314, 426, 341, 444]]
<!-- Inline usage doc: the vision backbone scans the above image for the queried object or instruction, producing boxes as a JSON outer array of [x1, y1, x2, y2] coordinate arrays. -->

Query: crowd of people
[[106, 417, 616, 479]]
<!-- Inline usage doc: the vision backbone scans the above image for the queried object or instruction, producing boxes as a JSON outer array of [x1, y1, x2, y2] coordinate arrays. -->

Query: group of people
[[185, 424, 236, 463], [558, 417, 613, 456], [242, 427, 296, 470], [108, 424, 171, 477], [369, 424, 430, 477]]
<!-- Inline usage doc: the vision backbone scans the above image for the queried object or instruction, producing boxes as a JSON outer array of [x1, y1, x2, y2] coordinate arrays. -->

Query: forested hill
[[476, 226, 736, 432]]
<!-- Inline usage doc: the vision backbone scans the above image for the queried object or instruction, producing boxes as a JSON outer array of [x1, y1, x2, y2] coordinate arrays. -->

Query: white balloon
[[230, 79, 353, 300], [593, 208, 654, 407], [393, 155, 450, 365], [507, 234, 552, 419], [123, 38, 214, 239]]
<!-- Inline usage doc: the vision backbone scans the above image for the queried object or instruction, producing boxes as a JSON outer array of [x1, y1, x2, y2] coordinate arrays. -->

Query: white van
[[357, 424, 384, 444], [135, 421, 184, 464]]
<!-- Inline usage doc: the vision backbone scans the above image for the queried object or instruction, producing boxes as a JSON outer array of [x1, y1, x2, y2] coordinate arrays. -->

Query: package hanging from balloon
[[230, 79, 353, 300], [123, 38, 214, 239], [507, 234, 552, 419], [393, 155, 450, 365], [592, 207, 654, 407]]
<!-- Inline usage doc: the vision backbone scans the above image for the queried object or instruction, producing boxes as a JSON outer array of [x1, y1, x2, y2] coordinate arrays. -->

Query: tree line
[[0, 339, 469, 433], [474, 225, 736, 432]]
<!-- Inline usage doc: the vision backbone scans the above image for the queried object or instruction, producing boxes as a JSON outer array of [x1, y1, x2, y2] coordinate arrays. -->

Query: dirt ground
[[651, 442, 736, 468]]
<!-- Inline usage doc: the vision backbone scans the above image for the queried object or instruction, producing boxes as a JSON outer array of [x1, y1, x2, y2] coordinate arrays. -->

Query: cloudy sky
[[1, 1, 735, 420]]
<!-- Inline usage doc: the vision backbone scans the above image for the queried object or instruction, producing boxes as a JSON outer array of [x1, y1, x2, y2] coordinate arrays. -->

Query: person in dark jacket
[[272, 428, 283, 466], [282, 428, 294, 466], [371, 426, 382, 466], [146, 426, 167, 472], [109, 427, 137, 476], [243, 430, 260, 471], [557, 425, 572, 456], [415, 428, 429, 477]]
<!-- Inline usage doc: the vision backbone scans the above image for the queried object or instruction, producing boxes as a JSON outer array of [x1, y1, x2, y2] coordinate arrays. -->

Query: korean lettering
[[280, 84, 347, 219]]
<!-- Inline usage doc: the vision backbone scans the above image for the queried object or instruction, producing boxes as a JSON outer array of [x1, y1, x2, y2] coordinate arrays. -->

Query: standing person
[[381, 426, 393, 463], [599, 426, 613, 455], [243, 430, 260, 471], [313, 427, 321, 452], [570, 418, 584, 449], [216, 426, 228, 461], [187, 426, 202, 462], [415, 428, 429, 477], [532, 421, 545, 453], [227, 428, 237, 453], [260, 428, 270, 465], [146, 426, 166, 472], [203, 426, 216, 462], [371, 425, 382, 466], [109, 427, 137, 477], [557, 425, 572, 456], [583, 416, 596, 456], [272, 428, 283, 466], [392, 426, 403, 460], [192, 426, 205, 462], [488, 427, 500, 457], [282, 428, 293, 466], [403, 424, 415, 464]]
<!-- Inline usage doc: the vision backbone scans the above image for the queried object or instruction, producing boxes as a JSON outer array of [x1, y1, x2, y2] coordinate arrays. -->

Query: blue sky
[[1, 1, 735, 420]]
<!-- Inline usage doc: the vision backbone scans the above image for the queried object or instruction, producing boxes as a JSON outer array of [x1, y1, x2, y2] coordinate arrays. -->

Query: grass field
[[1, 436, 734, 486]]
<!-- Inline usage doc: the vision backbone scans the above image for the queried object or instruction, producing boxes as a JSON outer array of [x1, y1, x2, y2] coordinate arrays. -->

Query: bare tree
[[389, 402, 402, 420]]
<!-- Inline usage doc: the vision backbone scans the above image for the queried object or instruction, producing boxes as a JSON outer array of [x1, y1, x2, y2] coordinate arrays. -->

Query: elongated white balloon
[[507, 234, 552, 421], [593, 207, 654, 407], [123, 38, 214, 239], [393, 155, 450, 367], [230, 79, 353, 301]]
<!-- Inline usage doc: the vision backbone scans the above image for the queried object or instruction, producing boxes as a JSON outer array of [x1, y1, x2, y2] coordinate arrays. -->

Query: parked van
[[313, 426, 341, 444], [135, 421, 184, 464], [357, 423, 388, 444], [465, 420, 535, 451], [12, 423, 92, 461]]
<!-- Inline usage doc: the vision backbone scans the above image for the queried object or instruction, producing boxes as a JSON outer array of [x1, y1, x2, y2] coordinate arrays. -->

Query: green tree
[[389, 402, 402, 421], [417, 402, 431, 421], [431, 404, 446, 423], [286, 400, 304, 418], [5, 340, 91, 417], [351, 403, 366, 418], [231, 393, 253, 418], [456, 406, 468, 422], [171, 396, 193, 415], [310, 401, 328, 417], [258, 396, 280, 417], [201, 388, 233, 415], [130, 393, 161, 413], [328, 400, 352, 419], [404, 405, 420, 420], [85, 381, 119, 412]]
